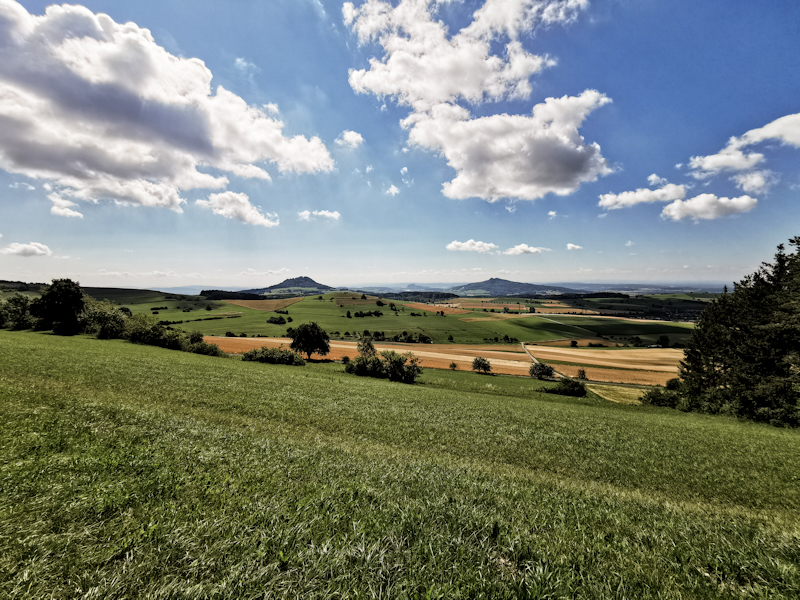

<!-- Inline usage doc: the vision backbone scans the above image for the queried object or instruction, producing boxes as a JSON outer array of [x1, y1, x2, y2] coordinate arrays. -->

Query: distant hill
[[240, 276, 335, 295], [447, 278, 580, 297]]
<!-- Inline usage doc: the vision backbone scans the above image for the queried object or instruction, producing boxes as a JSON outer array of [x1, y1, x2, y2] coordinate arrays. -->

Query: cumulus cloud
[[625, 240, 634, 247], [446, 239, 498, 253], [661, 194, 757, 221], [196, 192, 278, 227], [566, 243, 582, 250], [335, 130, 364, 148], [298, 209, 341, 221], [598, 182, 686, 210], [386, 184, 400, 196], [9, 181, 34, 190], [503, 243, 551, 255], [366, 165, 373, 173], [548, 210, 557, 219], [263, 103, 279, 114], [689, 112, 800, 179], [344, 0, 608, 202], [238, 267, 290, 277], [0, 1, 333, 217], [0, 241, 53, 256], [732, 170, 777, 194], [647, 173, 667, 187]]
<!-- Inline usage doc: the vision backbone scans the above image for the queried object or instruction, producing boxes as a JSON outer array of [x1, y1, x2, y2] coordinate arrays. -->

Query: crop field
[[222, 297, 303, 311], [2, 330, 799, 598], [208, 337, 535, 375], [525, 345, 682, 385], [403, 302, 471, 315]]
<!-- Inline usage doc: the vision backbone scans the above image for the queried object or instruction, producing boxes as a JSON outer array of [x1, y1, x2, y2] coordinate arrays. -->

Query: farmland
[[1, 330, 798, 597]]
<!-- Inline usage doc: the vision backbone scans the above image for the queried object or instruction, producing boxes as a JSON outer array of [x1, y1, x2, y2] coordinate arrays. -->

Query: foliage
[[29, 278, 85, 335], [545, 378, 587, 397], [345, 340, 422, 383], [472, 356, 491, 374], [577, 368, 587, 380], [449, 361, 458, 371], [678, 237, 800, 426], [267, 315, 287, 325], [287, 322, 330, 360], [241, 346, 306, 366], [80, 298, 128, 339], [529, 362, 554, 379], [123, 314, 222, 356], [640, 386, 681, 409], [3, 294, 33, 330]]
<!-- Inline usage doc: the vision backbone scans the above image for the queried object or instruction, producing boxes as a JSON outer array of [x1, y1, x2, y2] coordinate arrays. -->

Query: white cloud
[[446, 239, 498, 253], [661, 193, 757, 221], [9, 182, 35, 190], [48, 193, 83, 218], [625, 240, 634, 247], [732, 170, 777, 194], [566, 243, 582, 250], [196, 192, 278, 227], [386, 184, 400, 196], [0, 2, 333, 215], [405, 91, 612, 201], [299, 209, 341, 221], [263, 103, 280, 114], [503, 243, 550, 255], [335, 130, 364, 148], [345, 0, 608, 202], [647, 173, 667, 187], [234, 57, 259, 77], [400, 166, 408, 175], [598, 183, 686, 209], [548, 210, 557, 219], [366, 165, 373, 173], [0, 241, 53, 256], [689, 112, 800, 178]]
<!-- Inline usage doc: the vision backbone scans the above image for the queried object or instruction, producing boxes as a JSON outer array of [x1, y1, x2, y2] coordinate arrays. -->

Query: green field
[[1, 331, 798, 597], [542, 315, 695, 345]]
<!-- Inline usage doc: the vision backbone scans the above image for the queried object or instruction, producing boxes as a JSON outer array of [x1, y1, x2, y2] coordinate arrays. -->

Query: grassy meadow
[[1, 330, 798, 598]]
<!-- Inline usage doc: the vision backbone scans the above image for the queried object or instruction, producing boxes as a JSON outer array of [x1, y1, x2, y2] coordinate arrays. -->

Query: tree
[[288, 322, 330, 360], [529, 362, 554, 379], [4, 294, 33, 330], [676, 238, 800, 425], [357, 336, 377, 358], [449, 361, 458, 370], [472, 356, 491, 374], [657, 335, 670, 348], [570, 340, 578, 348], [29, 278, 86, 335]]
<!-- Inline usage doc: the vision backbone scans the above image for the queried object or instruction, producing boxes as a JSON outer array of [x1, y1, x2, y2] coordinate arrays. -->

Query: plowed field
[[404, 302, 471, 315], [223, 297, 303, 311]]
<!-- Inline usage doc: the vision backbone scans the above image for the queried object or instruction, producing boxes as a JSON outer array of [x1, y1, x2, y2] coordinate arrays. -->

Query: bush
[[188, 331, 204, 344], [577, 369, 587, 380], [267, 316, 287, 325], [225, 331, 236, 337], [545, 378, 586, 397], [449, 361, 458, 371], [472, 357, 491, 374], [640, 386, 680, 408], [80, 298, 128, 339], [188, 341, 223, 357], [529, 362, 554, 380], [241, 346, 306, 366]]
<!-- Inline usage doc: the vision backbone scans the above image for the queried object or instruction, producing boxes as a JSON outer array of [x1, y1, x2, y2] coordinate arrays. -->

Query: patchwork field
[[2, 330, 798, 597]]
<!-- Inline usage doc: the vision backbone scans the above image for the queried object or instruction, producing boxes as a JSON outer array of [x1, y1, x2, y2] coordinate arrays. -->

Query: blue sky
[[1, 0, 798, 289]]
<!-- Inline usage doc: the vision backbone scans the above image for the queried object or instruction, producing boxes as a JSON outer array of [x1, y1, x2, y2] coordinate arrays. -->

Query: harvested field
[[223, 297, 303, 311], [556, 365, 672, 386], [524, 345, 682, 372], [404, 302, 471, 315], [206, 337, 534, 376], [460, 302, 527, 310], [459, 313, 537, 322], [532, 338, 616, 347], [533, 307, 600, 315], [587, 385, 646, 405]]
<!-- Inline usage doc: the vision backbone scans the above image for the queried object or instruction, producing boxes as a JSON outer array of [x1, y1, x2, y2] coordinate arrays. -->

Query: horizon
[[1, 1, 798, 288]]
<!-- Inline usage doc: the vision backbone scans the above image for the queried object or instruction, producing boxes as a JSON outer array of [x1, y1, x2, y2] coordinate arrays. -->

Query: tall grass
[[1, 330, 798, 598]]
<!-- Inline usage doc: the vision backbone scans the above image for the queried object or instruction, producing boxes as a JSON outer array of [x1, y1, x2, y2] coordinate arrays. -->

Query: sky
[[1, 0, 799, 289]]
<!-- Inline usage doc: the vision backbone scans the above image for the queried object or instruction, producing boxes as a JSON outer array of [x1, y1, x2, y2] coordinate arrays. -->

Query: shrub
[[242, 346, 306, 366], [341, 355, 350, 365], [639, 386, 680, 408], [267, 316, 287, 325], [529, 362, 554, 379], [80, 298, 128, 339], [188, 341, 223, 357], [449, 361, 458, 371], [188, 331, 204, 344], [545, 378, 586, 397], [577, 369, 587, 380], [225, 331, 236, 337]]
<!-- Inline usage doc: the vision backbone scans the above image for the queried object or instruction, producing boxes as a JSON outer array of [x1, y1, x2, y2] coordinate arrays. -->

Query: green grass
[[542, 315, 695, 344], [1, 330, 799, 597]]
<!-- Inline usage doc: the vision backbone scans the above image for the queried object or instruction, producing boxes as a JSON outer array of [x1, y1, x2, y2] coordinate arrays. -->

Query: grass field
[[1, 330, 799, 597]]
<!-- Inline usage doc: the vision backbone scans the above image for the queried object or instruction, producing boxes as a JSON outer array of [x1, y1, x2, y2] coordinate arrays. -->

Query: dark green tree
[[529, 362, 554, 379], [472, 356, 491, 374], [30, 278, 85, 335], [677, 238, 800, 425], [4, 294, 33, 329], [288, 322, 330, 360]]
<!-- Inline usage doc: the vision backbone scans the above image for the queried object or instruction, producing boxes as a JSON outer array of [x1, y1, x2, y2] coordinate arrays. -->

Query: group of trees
[[644, 238, 800, 426], [344, 337, 422, 383], [0, 278, 223, 357]]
